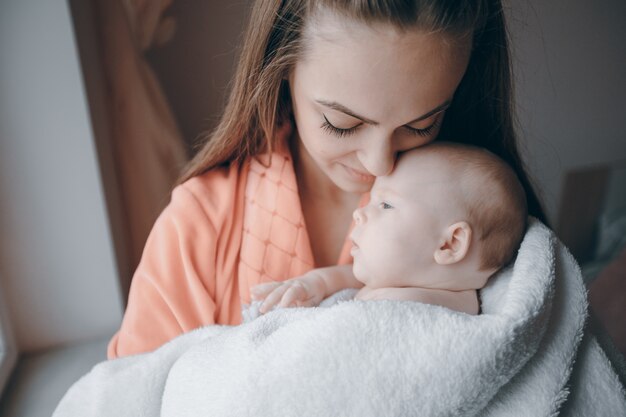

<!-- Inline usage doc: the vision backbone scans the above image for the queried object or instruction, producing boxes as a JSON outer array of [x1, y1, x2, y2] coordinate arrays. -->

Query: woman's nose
[[353, 208, 366, 224], [360, 136, 395, 177]]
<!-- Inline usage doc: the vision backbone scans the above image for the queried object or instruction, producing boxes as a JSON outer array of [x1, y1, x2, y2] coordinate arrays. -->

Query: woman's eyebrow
[[316, 100, 378, 124], [406, 100, 452, 124], [315, 99, 452, 125]]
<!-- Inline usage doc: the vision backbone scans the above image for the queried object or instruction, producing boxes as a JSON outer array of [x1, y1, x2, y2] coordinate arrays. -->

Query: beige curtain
[[93, 0, 188, 303]]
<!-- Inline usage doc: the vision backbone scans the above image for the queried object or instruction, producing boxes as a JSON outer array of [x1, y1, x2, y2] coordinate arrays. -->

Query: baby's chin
[[351, 263, 368, 285]]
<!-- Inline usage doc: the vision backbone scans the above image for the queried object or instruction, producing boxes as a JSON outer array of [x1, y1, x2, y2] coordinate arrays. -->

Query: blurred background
[[0, 0, 625, 415]]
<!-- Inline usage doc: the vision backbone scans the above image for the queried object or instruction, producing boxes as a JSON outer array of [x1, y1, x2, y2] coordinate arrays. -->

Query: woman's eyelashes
[[321, 114, 440, 138], [405, 118, 441, 137], [321, 115, 360, 137]]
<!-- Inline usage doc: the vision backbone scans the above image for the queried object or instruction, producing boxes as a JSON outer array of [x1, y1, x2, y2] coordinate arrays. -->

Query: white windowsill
[[0, 337, 110, 417]]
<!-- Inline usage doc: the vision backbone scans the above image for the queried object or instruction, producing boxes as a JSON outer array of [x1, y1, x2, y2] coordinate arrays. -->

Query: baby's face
[[349, 152, 463, 289]]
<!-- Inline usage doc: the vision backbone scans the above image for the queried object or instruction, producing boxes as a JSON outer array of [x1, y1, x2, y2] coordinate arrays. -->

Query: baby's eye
[[379, 202, 393, 210]]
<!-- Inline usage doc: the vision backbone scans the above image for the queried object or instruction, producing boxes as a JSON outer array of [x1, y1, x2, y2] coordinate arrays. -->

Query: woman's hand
[[250, 272, 327, 314]]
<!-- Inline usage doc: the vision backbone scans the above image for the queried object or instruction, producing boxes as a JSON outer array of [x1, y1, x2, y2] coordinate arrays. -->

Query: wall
[[506, 0, 626, 224], [0, 0, 123, 353]]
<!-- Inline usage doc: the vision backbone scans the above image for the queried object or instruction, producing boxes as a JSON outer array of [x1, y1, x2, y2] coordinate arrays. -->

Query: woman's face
[[289, 14, 472, 194]]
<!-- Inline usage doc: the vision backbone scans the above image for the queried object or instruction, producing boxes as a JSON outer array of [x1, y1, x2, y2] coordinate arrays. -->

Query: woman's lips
[[342, 164, 375, 183]]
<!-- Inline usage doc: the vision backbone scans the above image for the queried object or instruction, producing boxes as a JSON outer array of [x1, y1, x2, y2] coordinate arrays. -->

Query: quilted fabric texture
[[238, 149, 316, 304], [237, 133, 363, 304]]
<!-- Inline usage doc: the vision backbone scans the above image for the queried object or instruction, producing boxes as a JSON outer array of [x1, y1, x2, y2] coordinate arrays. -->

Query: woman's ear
[[433, 222, 472, 265]]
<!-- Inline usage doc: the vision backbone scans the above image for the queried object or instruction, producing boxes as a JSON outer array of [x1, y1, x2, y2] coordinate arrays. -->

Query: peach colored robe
[[107, 143, 358, 359]]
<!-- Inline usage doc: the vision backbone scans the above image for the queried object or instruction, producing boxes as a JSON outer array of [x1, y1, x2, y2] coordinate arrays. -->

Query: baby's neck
[[355, 286, 479, 315]]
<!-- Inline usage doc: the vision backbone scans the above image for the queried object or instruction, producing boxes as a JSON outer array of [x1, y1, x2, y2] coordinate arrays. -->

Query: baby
[[251, 142, 528, 315]]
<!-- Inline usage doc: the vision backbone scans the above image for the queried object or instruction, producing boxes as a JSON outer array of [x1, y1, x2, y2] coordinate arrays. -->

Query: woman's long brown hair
[[176, 0, 547, 223]]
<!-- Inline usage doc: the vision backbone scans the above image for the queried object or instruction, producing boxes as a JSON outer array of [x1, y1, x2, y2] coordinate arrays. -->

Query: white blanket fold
[[53, 219, 626, 416]]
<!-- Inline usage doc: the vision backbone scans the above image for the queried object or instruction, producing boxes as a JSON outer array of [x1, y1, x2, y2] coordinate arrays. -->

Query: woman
[[108, 0, 545, 359]]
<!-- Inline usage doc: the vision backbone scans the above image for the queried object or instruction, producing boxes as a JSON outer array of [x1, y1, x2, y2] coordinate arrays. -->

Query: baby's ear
[[433, 222, 472, 265]]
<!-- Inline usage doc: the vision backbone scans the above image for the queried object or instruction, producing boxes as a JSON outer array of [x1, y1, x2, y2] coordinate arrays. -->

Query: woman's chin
[[333, 176, 374, 194]]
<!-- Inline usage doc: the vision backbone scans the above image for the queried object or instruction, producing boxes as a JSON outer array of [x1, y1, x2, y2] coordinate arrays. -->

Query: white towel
[[53, 219, 626, 416]]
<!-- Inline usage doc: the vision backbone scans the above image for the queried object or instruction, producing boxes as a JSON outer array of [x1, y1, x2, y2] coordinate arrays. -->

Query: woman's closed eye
[[404, 118, 441, 138], [321, 114, 361, 138], [321, 114, 440, 139]]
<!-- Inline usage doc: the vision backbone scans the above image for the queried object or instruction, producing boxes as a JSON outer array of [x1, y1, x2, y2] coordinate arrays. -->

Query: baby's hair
[[426, 142, 527, 270]]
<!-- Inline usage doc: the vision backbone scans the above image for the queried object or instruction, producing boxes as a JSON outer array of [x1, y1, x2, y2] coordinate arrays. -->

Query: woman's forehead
[[295, 17, 471, 125]]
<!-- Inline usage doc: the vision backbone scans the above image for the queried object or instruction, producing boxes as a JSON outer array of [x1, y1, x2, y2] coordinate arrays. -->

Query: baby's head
[[350, 142, 527, 292]]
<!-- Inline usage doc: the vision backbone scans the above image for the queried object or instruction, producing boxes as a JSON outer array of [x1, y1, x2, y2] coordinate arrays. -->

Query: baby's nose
[[353, 208, 365, 224]]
